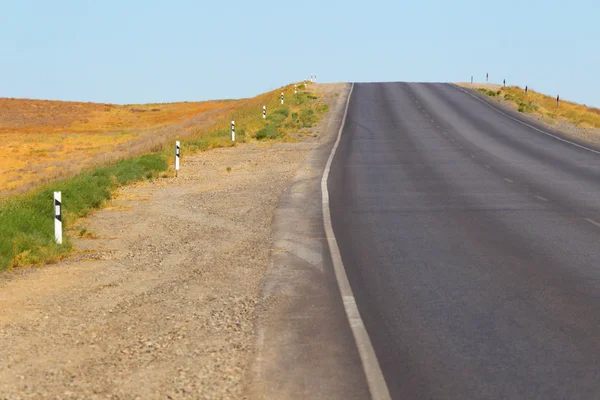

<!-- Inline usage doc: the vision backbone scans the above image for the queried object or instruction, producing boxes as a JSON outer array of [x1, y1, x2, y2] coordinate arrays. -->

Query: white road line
[[504, 178, 514, 183], [321, 83, 392, 400], [534, 195, 549, 202], [485, 164, 492, 169], [451, 84, 600, 157], [584, 218, 600, 229]]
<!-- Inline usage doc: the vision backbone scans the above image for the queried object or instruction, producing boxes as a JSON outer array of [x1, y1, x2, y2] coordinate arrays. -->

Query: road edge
[[450, 83, 600, 156], [321, 83, 392, 400]]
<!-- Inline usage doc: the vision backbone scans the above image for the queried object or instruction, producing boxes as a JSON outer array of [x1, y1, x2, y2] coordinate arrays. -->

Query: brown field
[[0, 98, 236, 194]]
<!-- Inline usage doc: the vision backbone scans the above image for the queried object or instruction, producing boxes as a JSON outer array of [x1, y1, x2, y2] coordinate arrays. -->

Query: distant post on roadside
[[263, 105, 266, 119], [294, 84, 297, 94], [525, 86, 528, 95], [54, 192, 62, 245], [471, 76, 473, 84], [231, 121, 235, 142], [175, 141, 180, 177], [281, 92, 284, 105], [503, 79, 506, 87], [557, 95, 560, 108], [486, 72, 489, 82]]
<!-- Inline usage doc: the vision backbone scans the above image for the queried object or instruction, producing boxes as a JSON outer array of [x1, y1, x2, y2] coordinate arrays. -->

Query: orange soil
[[0, 98, 231, 135], [0, 98, 235, 194]]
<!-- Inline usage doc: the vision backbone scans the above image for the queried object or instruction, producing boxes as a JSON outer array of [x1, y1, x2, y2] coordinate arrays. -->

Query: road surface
[[328, 82, 600, 399]]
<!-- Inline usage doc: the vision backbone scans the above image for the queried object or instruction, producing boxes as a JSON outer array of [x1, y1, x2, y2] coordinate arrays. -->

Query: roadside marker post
[[486, 72, 489, 82], [557, 95, 560, 108], [525, 86, 528, 95], [294, 84, 297, 94], [231, 120, 235, 142], [54, 192, 62, 244], [263, 105, 266, 119], [471, 76, 473, 84], [175, 141, 180, 177], [281, 92, 284, 105]]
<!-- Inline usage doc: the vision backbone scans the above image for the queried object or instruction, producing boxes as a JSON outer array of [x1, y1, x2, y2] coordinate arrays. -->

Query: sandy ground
[[0, 84, 345, 399]]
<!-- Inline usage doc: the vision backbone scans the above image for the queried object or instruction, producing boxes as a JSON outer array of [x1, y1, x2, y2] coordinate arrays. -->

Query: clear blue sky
[[1, 0, 599, 106]]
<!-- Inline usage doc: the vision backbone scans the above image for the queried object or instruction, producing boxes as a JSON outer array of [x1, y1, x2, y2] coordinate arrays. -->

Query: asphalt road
[[328, 82, 600, 399]]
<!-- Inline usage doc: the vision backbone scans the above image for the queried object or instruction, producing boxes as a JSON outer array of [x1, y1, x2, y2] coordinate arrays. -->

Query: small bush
[[256, 124, 279, 140], [300, 108, 318, 128], [316, 104, 329, 114]]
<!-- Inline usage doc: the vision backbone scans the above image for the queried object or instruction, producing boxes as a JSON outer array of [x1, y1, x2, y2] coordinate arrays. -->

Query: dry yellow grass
[[0, 83, 317, 195], [479, 86, 600, 129], [0, 98, 237, 194]]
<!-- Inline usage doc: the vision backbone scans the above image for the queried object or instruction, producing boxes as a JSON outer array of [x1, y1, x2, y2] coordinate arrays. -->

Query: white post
[[294, 84, 297, 94], [263, 105, 266, 119], [281, 92, 284, 105], [54, 192, 62, 244], [175, 141, 180, 177], [314, 74, 317, 83], [231, 120, 235, 142]]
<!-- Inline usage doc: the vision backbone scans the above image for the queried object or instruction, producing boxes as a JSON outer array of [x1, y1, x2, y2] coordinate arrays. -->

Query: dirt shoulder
[[0, 84, 347, 399]]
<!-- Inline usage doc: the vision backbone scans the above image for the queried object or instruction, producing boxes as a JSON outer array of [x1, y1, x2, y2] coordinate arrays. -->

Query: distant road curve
[[328, 82, 600, 399]]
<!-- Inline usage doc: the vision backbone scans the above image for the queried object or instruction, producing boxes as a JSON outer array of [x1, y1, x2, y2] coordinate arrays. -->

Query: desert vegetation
[[477, 86, 600, 128], [0, 82, 327, 270]]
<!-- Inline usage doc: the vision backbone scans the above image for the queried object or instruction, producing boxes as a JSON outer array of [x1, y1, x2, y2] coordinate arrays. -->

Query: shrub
[[256, 124, 279, 140]]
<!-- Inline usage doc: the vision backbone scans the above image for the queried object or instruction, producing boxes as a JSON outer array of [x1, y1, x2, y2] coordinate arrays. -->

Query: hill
[[0, 97, 236, 194]]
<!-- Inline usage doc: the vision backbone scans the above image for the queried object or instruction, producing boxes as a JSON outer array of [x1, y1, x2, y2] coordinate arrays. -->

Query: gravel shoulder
[[0, 84, 347, 399]]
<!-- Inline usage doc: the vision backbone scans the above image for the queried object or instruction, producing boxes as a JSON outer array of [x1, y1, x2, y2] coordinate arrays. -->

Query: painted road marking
[[504, 178, 514, 183], [534, 195, 549, 202], [321, 83, 392, 400], [585, 218, 600, 229], [452, 84, 600, 157]]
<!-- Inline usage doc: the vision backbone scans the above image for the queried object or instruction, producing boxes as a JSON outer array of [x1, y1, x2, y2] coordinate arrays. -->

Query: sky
[[1, 0, 599, 106]]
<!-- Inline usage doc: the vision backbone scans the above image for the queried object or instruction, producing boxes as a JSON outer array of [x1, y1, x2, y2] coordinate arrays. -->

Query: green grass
[[254, 91, 325, 140], [0, 153, 168, 270], [0, 83, 329, 271]]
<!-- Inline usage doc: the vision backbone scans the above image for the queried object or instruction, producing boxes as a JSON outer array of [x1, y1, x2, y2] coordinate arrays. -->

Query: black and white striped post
[[281, 92, 284, 105], [262, 105, 266, 119], [231, 120, 235, 142], [54, 191, 62, 244], [175, 141, 180, 177]]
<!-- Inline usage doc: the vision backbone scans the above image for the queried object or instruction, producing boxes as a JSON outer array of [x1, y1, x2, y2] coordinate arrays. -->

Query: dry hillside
[[0, 98, 236, 194]]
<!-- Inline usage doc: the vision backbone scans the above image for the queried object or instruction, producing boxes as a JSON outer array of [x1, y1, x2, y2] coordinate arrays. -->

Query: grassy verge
[[0, 84, 327, 271], [0, 154, 168, 270], [477, 86, 600, 128]]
